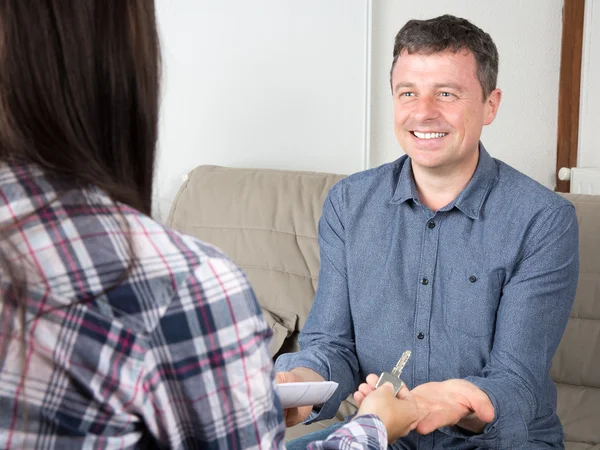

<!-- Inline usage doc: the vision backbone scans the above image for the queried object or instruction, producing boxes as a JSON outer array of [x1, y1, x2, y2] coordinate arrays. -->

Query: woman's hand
[[354, 374, 419, 443]]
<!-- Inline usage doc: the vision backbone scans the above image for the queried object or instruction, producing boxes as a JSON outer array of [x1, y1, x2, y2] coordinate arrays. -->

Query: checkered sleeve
[[307, 416, 387, 450], [141, 255, 285, 449]]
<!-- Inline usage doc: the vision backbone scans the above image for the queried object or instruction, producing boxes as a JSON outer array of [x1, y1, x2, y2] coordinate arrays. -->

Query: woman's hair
[[0, 0, 161, 391], [0, 0, 160, 214]]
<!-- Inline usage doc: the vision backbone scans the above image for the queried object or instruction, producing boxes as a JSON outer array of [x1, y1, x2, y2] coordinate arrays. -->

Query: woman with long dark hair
[[0, 1, 418, 448]]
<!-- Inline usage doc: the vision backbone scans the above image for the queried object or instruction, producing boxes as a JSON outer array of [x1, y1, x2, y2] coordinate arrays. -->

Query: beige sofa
[[167, 165, 600, 449]]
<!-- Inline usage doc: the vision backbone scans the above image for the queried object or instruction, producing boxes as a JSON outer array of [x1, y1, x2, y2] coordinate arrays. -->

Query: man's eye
[[440, 92, 453, 97], [400, 92, 414, 97]]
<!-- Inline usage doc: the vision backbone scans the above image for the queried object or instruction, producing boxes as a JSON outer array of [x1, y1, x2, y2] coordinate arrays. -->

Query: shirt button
[[469, 275, 477, 283], [427, 220, 436, 229], [421, 278, 429, 285], [417, 332, 425, 340]]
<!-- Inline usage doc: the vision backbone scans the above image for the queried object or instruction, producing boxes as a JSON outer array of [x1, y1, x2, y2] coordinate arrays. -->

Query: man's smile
[[411, 131, 449, 140]]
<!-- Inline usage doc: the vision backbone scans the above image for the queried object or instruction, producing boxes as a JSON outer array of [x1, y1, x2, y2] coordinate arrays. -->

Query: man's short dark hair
[[391, 14, 499, 100]]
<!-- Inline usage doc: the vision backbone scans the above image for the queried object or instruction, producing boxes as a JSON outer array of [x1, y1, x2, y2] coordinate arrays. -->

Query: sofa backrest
[[167, 165, 344, 357], [167, 166, 600, 446], [553, 193, 600, 449]]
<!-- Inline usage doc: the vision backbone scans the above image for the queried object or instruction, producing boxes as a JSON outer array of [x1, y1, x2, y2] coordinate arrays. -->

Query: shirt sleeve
[[307, 415, 388, 450], [275, 182, 360, 422], [142, 256, 286, 449], [444, 204, 579, 448]]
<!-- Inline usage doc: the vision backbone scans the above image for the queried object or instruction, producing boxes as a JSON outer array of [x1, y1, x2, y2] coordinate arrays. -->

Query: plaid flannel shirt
[[0, 162, 388, 450]]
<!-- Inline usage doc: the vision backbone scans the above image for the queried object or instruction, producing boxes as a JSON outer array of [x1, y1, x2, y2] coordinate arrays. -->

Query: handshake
[[276, 369, 495, 444]]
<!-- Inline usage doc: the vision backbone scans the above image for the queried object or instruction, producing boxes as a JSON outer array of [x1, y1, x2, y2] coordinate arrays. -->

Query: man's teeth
[[413, 131, 447, 139]]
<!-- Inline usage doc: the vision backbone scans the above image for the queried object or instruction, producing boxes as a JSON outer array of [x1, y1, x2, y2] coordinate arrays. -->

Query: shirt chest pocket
[[443, 268, 502, 338]]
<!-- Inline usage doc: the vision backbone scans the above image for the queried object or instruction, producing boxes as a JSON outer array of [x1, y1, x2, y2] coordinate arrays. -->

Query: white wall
[[154, 0, 368, 221], [370, 0, 564, 189], [579, 0, 600, 168], [154, 1, 567, 220]]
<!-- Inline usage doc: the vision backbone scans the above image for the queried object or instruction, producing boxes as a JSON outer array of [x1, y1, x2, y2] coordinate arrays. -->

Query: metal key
[[375, 350, 411, 395]]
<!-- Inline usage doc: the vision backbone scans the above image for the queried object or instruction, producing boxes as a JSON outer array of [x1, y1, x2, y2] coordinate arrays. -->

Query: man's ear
[[483, 88, 502, 125]]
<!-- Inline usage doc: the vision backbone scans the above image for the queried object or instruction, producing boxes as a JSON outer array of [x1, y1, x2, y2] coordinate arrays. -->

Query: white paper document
[[276, 381, 339, 408]]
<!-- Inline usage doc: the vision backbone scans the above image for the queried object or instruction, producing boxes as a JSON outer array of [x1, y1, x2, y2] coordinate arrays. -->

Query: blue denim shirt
[[275, 144, 579, 449]]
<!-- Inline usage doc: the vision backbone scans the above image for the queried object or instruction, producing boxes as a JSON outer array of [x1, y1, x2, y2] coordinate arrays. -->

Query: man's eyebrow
[[393, 82, 467, 93], [433, 82, 465, 92], [393, 82, 415, 93]]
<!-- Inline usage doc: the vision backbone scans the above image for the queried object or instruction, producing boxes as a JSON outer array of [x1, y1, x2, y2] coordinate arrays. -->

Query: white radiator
[[558, 167, 600, 195]]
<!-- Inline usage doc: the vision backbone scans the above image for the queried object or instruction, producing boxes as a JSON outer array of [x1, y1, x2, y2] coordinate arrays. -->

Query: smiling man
[[275, 15, 579, 449]]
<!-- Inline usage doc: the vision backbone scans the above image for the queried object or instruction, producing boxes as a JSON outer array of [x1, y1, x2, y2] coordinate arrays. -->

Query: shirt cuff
[[308, 415, 387, 450]]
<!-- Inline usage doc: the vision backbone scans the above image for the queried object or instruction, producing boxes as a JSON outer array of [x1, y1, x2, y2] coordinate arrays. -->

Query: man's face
[[391, 50, 501, 176]]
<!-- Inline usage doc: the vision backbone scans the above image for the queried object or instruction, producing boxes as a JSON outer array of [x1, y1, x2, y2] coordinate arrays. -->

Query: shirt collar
[[391, 142, 497, 219], [391, 155, 419, 205]]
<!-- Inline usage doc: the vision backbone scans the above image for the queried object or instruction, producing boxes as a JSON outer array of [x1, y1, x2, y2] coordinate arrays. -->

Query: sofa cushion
[[262, 308, 298, 358], [167, 165, 345, 357], [554, 194, 600, 449]]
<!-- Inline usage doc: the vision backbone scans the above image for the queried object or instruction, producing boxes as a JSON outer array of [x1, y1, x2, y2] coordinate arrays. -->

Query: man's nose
[[413, 96, 439, 121]]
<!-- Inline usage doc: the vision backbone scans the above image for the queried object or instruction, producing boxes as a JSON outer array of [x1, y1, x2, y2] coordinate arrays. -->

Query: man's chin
[[406, 152, 446, 170], [412, 162, 446, 172]]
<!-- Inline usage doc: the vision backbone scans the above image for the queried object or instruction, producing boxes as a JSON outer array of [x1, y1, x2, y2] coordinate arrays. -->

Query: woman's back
[[0, 162, 283, 448], [0, 3, 417, 449]]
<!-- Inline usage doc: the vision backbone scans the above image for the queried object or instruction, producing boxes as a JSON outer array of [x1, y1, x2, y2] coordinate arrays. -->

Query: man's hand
[[275, 368, 325, 427], [355, 375, 419, 443], [410, 379, 495, 435]]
